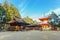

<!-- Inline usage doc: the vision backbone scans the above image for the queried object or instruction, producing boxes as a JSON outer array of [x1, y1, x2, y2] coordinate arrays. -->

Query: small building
[[25, 24, 41, 30]]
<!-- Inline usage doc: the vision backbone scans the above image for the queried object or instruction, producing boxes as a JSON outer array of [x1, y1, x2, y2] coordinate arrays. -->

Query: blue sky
[[0, 0, 60, 21]]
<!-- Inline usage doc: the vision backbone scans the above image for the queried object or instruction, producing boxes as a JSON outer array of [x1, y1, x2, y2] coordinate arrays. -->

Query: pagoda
[[39, 17, 51, 31]]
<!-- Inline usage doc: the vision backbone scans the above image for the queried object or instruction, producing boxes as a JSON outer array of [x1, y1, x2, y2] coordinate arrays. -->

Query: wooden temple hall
[[7, 16, 30, 31]]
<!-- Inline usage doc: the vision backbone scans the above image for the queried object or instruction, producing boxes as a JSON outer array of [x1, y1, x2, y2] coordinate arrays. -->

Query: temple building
[[25, 24, 41, 30], [7, 16, 30, 31], [39, 17, 51, 31]]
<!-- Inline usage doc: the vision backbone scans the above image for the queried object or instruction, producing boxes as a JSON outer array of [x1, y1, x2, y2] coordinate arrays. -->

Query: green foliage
[[0, 1, 21, 22], [57, 21, 60, 27], [5, 4, 21, 21], [24, 16, 33, 24], [48, 11, 58, 19], [33, 20, 39, 24], [24, 16, 38, 24], [48, 11, 59, 27], [0, 4, 5, 20], [0, 1, 21, 28]]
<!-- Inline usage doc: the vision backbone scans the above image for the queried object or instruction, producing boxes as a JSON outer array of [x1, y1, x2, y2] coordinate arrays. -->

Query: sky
[[0, 0, 60, 21]]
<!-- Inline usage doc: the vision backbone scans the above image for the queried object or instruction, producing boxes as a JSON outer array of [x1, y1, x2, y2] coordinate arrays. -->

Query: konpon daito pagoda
[[39, 17, 52, 31]]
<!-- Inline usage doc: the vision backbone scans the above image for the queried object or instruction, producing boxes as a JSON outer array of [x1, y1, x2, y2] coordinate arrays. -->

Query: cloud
[[45, 8, 60, 16], [53, 8, 60, 15]]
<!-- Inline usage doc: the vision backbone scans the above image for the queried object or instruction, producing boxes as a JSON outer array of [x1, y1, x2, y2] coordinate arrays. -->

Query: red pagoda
[[39, 18, 51, 31]]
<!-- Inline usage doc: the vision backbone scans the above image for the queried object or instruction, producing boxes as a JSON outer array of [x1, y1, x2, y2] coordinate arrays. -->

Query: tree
[[48, 11, 58, 19], [57, 21, 60, 27], [0, 0, 21, 30], [24, 16, 33, 24], [24, 16, 38, 24], [33, 20, 39, 24], [48, 11, 59, 27], [3, 0, 8, 8], [0, 3, 5, 21], [5, 4, 21, 21]]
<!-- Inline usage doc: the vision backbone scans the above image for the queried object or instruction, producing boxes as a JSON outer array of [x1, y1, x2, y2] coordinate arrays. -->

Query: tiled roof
[[7, 16, 30, 25]]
